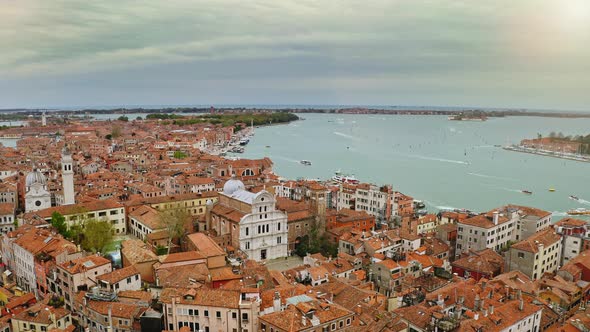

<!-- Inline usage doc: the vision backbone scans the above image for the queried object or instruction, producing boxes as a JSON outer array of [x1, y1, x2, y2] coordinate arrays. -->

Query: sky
[[1, 0, 590, 110]]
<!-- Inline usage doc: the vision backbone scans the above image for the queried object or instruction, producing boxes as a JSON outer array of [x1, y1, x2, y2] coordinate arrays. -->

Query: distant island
[[2, 107, 590, 121], [504, 132, 590, 162]]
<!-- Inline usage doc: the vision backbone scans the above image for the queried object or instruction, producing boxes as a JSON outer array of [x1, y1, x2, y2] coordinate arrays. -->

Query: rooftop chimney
[[474, 294, 481, 311], [493, 211, 499, 225], [273, 292, 281, 312], [490, 305, 494, 314], [519, 298, 524, 311]]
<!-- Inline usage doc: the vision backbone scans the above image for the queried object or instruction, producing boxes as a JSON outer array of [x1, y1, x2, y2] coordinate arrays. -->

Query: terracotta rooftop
[[97, 266, 139, 284], [510, 228, 561, 253], [59, 255, 111, 274]]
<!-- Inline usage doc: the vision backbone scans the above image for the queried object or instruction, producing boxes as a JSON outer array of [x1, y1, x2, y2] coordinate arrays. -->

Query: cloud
[[0, 0, 588, 109]]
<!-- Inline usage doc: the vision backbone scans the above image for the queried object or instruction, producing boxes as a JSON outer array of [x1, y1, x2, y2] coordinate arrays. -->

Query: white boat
[[300, 160, 312, 166], [332, 170, 359, 184]]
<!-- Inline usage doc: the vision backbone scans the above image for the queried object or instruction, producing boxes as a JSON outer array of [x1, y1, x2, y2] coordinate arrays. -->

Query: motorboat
[[521, 190, 532, 195], [570, 195, 579, 200], [300, 160, 312, 166]]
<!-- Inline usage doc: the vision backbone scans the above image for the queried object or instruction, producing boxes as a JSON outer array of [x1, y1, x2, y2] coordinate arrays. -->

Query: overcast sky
[[1, 0, 589, 110]]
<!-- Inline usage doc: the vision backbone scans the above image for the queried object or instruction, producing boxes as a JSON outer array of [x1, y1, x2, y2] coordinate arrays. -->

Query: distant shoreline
[[503, 145, 590, 163], [2, 107, 590, 120]]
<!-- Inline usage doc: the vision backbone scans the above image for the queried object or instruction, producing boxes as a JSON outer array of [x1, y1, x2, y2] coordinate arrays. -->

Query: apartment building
[[455, 210, 518, 258], [97, 266, 142, 294], [160, 288, 260, 332], [128, 205, 165, 240], [51, 255, 112, 311], [24, 199, 127, 235], [11, 303, 72, 332], [555, 218, 590, 265], [505, 228, 562, 280]]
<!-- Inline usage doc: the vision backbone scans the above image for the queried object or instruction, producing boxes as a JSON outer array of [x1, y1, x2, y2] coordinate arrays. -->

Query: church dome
[[223, 176, 245, 195], [26, 169, 46, 187]]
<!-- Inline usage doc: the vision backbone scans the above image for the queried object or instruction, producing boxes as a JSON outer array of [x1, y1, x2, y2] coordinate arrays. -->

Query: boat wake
[[274, 156, 300, 163], [404, 154, 469, 165], [577, 198, 590, 206], [468, 172, 515, 181], [333, 131, 358, 140], [499, 187, 524, 193]]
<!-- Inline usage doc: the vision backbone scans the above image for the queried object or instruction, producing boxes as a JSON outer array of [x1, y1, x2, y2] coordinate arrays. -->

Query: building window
[[232, 312, 237, 319], [204, 310, 209, 317], [242, 313, 248, 321], [216, 311, 221, 318], [518, 252, 525, 258]]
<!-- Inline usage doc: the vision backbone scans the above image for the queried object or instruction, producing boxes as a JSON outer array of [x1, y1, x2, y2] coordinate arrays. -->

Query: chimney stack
[[493, 211, 499, 225], [490, 305, 494, 314], [519, 298, 524, 311], [474, 294, 481, 311], [273, 292, 281, 312]]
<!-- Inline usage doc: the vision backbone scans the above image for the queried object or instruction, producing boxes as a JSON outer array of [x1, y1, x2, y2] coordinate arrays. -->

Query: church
[[24, 147, 76, 213], [207, 176, 288, 261]]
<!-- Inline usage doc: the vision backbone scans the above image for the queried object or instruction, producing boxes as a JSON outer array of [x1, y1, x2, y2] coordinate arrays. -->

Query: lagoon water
[[237, 113, 590, 219]]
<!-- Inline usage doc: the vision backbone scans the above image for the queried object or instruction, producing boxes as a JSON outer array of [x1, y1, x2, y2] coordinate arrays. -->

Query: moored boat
[[568, 208, 590, 215]]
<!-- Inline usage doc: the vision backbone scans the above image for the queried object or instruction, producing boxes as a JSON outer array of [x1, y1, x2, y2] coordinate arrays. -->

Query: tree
[[105, 134, 112, 140], [159, 208, 190, 254], [111, 125, 122, 139], [136, 116, 143, 121], [117, 116, 129, 122], [173, 151, 187, 159], [82, 219, 113, 253], [50, 212, 68, 237]]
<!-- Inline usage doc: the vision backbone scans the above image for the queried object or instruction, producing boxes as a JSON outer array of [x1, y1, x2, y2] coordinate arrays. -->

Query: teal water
[[237, 113, 590, 219]]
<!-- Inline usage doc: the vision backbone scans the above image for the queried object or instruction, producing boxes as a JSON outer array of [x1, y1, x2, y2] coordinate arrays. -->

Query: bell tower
[[62, 147, 75, 205], [309, 186, 327, 234]]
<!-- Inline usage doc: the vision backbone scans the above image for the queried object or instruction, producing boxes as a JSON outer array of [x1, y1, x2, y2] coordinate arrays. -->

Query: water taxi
[[570, 195, 579, 200], [568, 208, 590, 215], [300, 160, 312, 166], [521, 190, 533, 195]]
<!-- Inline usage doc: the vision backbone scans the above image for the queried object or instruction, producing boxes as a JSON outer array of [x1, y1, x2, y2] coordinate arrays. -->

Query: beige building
[[505, 228, 562, 280], [51, 255, 112, 311], [456, 209, 518, 258], [23, 199, 127, 235], [128, 205, 165, 240], [160, 287, 260, 332], [97, 266, 142, 293], [11, 303, 72, 332]]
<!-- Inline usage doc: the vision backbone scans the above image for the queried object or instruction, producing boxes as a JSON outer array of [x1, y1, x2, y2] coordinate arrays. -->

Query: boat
[[568, 208, 590, 215], [521, 190, 533, 195], [239, 138, 249, 146], [265, 145, 271, 148], [413, 200, 426, 209], [230, 146, 244, 153], [300, 160, 312, 166], [570, 195, 579, 200], [548, 188, 555, 192], [332, 171, 360, 184]]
